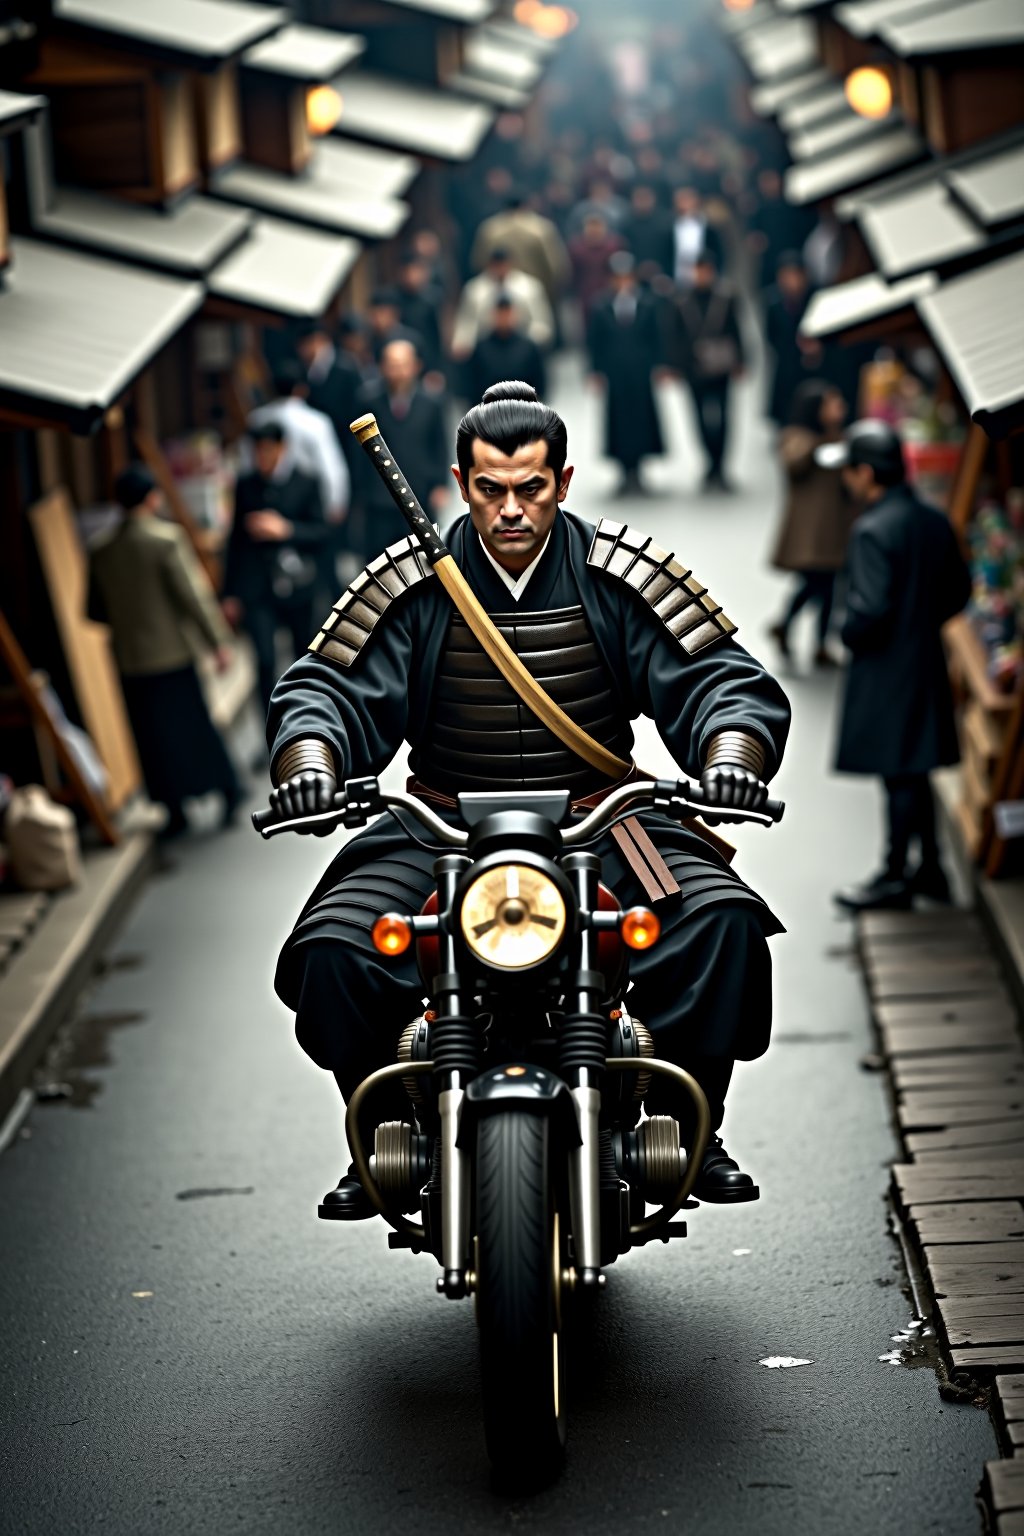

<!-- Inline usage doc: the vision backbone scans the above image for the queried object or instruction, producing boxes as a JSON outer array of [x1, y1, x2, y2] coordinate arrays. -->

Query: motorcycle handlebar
[[252, 777, 784, 843]]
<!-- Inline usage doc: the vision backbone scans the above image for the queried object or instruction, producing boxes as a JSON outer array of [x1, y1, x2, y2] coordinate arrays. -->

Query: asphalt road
[[0, 356, 997, 1534]]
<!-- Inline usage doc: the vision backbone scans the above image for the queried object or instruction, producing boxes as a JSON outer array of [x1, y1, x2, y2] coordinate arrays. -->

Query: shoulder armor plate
[[309, 535, 436, 668], [586, 518, 737, 655]]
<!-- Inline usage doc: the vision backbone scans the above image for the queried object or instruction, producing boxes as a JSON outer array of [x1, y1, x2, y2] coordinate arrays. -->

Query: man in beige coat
[[451, 249, 556, 363], [470, 191, 571, 311], [88, 465, 242, 838]]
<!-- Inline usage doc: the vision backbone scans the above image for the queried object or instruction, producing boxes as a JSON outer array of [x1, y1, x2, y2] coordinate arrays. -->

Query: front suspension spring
[[430, 1013, 482, 1078], [559, 1011, 608, 1076]]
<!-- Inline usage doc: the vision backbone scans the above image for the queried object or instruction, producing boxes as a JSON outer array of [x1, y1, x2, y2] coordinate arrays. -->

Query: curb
[[0, 832, 156, 1126]]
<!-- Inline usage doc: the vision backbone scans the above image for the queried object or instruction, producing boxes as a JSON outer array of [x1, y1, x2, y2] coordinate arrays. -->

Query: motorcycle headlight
[[459, 862, 567, 971]]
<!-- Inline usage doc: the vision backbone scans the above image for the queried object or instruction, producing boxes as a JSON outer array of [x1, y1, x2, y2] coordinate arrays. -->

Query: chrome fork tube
[[569, 1076, 602, 1282], [433, 854, 473, 1301], [439, 1076, 470, 1295]]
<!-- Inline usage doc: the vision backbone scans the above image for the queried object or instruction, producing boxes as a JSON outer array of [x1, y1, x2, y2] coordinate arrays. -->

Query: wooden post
[[0, 608, 119, 846], [983, 684, 1024, 878], [134, 427, 219, 584], [948, 420, 988, 537]]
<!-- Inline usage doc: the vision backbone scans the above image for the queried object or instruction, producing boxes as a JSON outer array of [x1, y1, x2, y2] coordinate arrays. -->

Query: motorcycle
[[255, 774, 783, 1475]]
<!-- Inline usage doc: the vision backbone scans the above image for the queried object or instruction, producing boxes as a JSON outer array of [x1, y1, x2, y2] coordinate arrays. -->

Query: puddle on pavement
[[879, 1316, 939, 1369], [33, 1008, 147, 1108]]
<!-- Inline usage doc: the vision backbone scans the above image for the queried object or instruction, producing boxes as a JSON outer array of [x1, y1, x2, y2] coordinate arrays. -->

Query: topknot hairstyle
[[456, 381, 568, 483]]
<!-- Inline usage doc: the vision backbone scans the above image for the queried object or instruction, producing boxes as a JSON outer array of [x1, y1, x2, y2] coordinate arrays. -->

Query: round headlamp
[[459, 862, 567, 971]]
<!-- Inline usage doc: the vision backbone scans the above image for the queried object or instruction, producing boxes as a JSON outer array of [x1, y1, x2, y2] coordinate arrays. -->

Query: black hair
[[790, 378, 839, 430], [370, 286, 401, 308], [250, 421, 286, 445], [456, 381, 568, 483], [272, 360, 306, 397], [776, 248, 806, 273], [114, 464, 157, 511]]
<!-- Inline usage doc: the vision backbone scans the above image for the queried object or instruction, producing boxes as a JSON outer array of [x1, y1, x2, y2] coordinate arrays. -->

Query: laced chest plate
[[413, 604, 632, 796]]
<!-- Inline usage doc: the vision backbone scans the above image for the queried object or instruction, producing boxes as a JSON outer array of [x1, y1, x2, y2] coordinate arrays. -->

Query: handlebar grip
[[764, 798, 785, 824], [251, 805, 276, 832]]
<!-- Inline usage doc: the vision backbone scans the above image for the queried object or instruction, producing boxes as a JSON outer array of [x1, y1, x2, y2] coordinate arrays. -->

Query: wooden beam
[[948, 420, 989, 537], [0, 608, 118, 846]]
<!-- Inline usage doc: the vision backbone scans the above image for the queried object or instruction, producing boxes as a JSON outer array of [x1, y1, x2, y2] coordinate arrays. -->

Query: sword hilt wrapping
[[350, 412, 447, 566]]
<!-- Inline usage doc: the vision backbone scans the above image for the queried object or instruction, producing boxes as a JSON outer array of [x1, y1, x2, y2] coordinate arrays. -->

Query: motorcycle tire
[[475, 1111, 568, 1479]]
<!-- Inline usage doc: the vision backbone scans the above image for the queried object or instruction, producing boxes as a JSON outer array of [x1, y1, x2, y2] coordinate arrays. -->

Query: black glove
[[699, 764, 769, 826], [267, 771, 337, 834]]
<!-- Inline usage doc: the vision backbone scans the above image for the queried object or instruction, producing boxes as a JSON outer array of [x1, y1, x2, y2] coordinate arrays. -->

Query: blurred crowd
[[95, 15, 868, 838]]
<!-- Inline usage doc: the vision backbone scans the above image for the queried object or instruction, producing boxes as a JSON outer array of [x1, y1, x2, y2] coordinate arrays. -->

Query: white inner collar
[[478, 531, 552, 602]]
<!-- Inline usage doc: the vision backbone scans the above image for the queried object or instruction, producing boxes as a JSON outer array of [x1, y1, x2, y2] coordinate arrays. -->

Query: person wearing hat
[[819, 421, 972, 911], [87, 466, 242, 839], [587, 250, 668, 495]]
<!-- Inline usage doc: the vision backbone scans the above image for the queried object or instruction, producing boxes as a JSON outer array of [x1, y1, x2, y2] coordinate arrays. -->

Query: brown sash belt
[[406, 770, 736, 907]]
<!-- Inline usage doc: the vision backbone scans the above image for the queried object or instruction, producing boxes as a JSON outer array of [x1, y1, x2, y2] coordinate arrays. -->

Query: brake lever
[[251, 775, 384, 838]]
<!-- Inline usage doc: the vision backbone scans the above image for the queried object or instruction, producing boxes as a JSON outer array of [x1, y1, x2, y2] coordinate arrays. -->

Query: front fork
[[432, 855, 475, 1301], [562, 852, 607, 1289]]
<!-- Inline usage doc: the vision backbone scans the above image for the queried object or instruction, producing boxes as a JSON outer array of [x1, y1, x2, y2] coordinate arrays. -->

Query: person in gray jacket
[[87, 466, 242, 838]]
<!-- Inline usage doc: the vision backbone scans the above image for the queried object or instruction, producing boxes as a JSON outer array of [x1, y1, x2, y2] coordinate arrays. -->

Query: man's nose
[[499, 491, 524, 519]]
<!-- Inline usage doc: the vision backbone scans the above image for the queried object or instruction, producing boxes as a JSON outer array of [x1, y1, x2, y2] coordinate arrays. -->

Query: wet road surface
[[0, 358, 997, 1533]]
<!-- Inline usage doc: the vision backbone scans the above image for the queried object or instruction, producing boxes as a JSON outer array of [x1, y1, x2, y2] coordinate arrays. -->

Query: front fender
[[457, 1064, 582, 1149]]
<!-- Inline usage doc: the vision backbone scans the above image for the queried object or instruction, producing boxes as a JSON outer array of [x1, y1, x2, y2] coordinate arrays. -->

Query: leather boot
[[909, 861, 952, 905], [318, 1163, 376, 1221], [833, 870, 912, 913], [692, 1136, 760, 1203]]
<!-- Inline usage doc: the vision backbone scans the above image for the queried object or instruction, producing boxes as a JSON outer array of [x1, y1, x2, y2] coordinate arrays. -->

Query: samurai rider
[[265, 382, 791, 1217]]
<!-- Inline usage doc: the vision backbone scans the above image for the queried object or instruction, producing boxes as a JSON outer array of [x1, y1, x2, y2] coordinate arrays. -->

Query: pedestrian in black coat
[[626, 183, 675, 280], [353, 338, 450, 556], [296, 322, 364, 475], [466, 297, 547, 403], [764, 252, 820, 426], [588, 252, 667, 493], [397, 251, 445, 381], [668, 249, 745, 490], [820, 421, 972, 912], [223, 423, 329, 715]]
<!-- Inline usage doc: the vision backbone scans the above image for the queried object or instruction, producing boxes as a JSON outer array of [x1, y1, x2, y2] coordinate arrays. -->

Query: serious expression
[[453, 438, 574, 574]]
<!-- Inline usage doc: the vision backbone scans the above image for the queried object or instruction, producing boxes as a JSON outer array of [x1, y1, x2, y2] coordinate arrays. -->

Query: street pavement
[[0, 356, 998, 1534]]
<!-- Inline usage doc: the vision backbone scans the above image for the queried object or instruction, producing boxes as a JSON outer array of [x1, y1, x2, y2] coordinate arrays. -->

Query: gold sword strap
[[350, 412, 630, 781]]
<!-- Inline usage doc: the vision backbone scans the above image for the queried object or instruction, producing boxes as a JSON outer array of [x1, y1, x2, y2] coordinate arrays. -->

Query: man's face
[[380, 339, 419, 393], [694, 259, 715, 289], [255, 439, 285, 477], [632, 186, 656, 215], [488, 258, 511, 283], [370, 303, 399, 335], [453, 438, 573, 572], [492, 304, 517, 336], [297, 332, 326, 366], [778, 264, 807, 297], [674, 188, 699, 217]]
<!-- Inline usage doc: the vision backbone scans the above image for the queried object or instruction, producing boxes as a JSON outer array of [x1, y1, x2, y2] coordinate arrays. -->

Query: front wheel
[[475, 1111, 567, 1477]]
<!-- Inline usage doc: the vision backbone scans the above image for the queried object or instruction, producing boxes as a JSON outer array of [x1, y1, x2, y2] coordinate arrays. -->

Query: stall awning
[[0, 238, 203, 431], [213, 142, 411, 242], [475, 18, 560, 57], [448, 70, 530, 110], [242, 24, 364, 82], [785, 124, 926, 203], [749, 67, 832, 116], [0, 89, 46, 138], [836, 132, 1024, 277], [779, 82, 850, 132], [801, 269, 938, 340], [737, 16, 821, 80], [851, 180, 985, 276], [919, 249, 1024, 437], [947, 142, 1024, 230], [206, 216, 360, 321], [53, 0, 287, 64], [327, 70, 493, 161], [370, 0, 497, 17], [790, 105, 909, 161], [878, 0, 1024, 56], [463, 27, 544, 91], [834, 0, 962, 40], [32, 187, 254, 276]]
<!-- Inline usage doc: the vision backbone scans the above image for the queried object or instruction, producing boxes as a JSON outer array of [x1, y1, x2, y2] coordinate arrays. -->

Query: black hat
[[815, 418, 905, 481]]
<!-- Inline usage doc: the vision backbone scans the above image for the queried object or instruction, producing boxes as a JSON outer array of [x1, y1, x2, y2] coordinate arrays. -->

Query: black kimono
[[268, 510, 790, 1105], [587, 287, 666, 472]]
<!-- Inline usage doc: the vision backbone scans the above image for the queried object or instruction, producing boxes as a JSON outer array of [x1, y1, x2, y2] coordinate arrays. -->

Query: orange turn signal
[[621, 908, 661, 951], [372, 914, 412, 957]]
